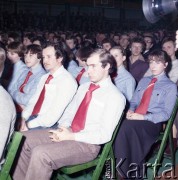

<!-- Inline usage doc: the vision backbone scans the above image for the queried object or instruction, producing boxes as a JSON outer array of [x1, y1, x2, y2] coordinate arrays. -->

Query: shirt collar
[[78, 66, 88, 71], [30, 64, 44, 74], [130, 54, 144, 62], [117, 65, 125, 72], [14, 60, 23, 66], [93, 76, 112, 88], [151, 72, 166, 82], [172, 59, 178, 64], [48, 65, 64, 78], [14, 60, 25, 71]]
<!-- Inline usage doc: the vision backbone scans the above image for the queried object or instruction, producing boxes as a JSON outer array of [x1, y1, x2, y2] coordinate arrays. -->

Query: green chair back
[[0, 132, 23, 180], [147, 98, 178, 180], [54, 112, 124, 180]]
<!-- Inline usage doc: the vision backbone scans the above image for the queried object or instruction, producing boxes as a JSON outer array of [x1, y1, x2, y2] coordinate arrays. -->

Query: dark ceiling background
[[0, 0, 178, 31]]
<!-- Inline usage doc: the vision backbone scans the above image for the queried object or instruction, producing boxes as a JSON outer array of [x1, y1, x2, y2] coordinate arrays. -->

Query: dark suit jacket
[[0, 59, 13, 90]]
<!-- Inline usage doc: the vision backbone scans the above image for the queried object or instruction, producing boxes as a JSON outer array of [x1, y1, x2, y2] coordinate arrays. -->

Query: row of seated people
[[1, 29, 178, 85], [0, 32, 177, 179], [59, 31, 178, 143], [1, 32, 178, 133]]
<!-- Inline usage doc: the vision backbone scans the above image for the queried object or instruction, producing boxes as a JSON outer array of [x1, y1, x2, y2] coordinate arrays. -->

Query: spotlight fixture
[[142, 0, 178, 23]]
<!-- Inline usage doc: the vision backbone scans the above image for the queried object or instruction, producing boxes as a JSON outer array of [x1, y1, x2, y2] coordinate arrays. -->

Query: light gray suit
[[0, 85, 16, 169]]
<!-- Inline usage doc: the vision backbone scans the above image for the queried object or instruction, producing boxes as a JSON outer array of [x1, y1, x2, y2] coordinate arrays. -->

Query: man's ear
[[105, 63, 110, 71], [123, 55, 126, 62], [57, 57, 63, 63]]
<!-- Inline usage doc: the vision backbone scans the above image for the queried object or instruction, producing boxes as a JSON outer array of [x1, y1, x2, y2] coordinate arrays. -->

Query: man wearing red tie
[[13, 49, 126, 180], [10, 44, 46, 112], [115, 50, 177, 179], [21, 43, 77, 130]]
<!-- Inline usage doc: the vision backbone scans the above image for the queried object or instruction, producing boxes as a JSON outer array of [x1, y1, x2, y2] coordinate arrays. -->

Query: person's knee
[[118, 120, 131, 133], [32, 146, 55, 169], [31, 146, 48, 163]]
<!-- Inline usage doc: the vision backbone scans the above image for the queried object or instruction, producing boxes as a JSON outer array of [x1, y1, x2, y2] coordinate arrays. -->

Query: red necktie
[[71, 83, 100, 132], [31, 75, 53, 116], [19, 71, 33, 93], [135, 78, 157, 115], [76, 68, 85, 83]]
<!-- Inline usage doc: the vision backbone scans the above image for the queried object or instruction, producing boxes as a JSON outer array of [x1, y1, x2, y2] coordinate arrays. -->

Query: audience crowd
[[0, 12, 178, 179]]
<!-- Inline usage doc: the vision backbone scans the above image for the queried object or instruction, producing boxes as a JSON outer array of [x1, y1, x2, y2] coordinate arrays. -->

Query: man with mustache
[[13, 49, 125, 180], [21, 43, 77, 130]]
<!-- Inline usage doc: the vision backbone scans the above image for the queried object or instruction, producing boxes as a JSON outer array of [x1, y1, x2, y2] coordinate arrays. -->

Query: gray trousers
[[13, 129, 100, 180]]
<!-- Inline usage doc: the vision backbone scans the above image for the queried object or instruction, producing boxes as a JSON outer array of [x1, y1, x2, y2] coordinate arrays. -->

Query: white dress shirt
[[22, 65, 78, 128], [8, 60, 28, 95], [0, 85, 16, 169], [58, 77, 126, 145]]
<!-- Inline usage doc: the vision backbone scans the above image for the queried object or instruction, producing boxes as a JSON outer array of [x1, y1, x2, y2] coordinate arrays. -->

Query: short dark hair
[[65, 34, 77, 44], [44, 42, 68, 65], [7, 42, 25, 58], [130, 37, 146, 50], [24, 33, 35, 43], [148, 49, 171, 73], [8, 32, 21, 42], [110, 46, 127, 68], [113, 33, 120, 38], [75, 34, 83, 43], [90, 49, 117, 74], [32, 36, 47, 48], [81, 40, 93, 49], [162, 37, 175, 47], [148, 49, 171, 64], [120, 33, 129, 39], [144, 35, 155, 45], [110, 46, 126, 56], [76, 47, 93, 62], [25, 44, 42, 59], [101, 38, 115, 47], [0, 33, 8, 45]]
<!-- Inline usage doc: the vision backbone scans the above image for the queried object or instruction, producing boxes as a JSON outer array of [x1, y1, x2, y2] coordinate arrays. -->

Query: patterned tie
[[135, 78, 157, 115], [19, 71, 33, 93], [71, 83, 100, 132], [76, 68, 85, 83], [31, 74, 53, 116]]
